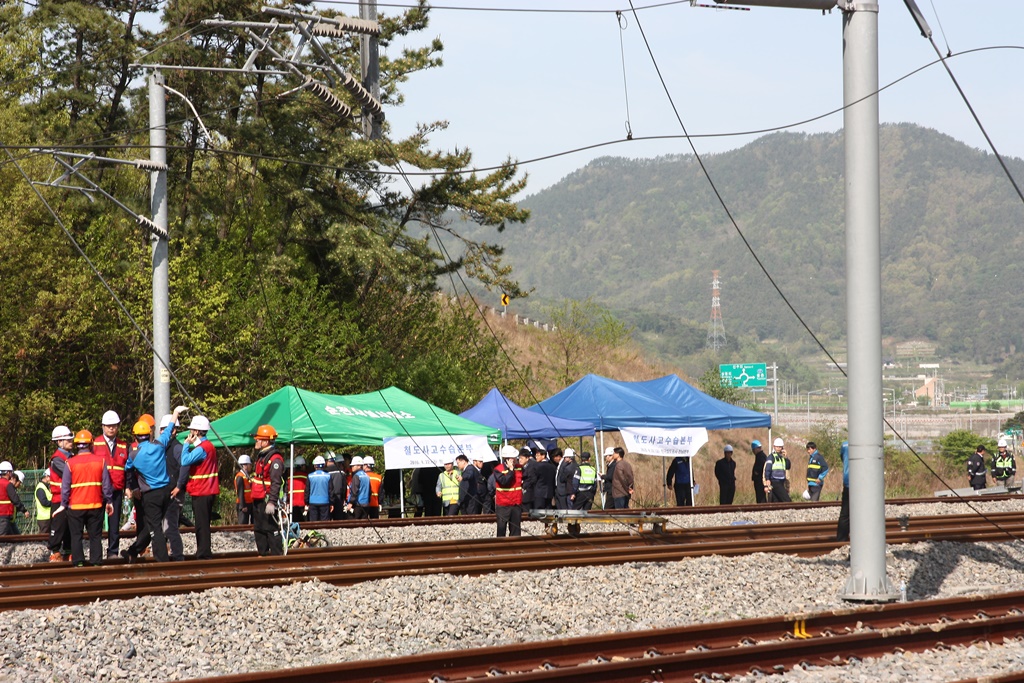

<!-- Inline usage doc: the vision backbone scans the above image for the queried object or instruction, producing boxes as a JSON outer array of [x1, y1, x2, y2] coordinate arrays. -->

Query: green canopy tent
[[204, 385, 500, 449]]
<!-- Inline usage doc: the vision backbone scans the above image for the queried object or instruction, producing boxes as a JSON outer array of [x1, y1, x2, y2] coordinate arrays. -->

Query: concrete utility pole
[[360, 0, 381, 139], [150, 69, 171, 420], [714, 0, 895, 601]]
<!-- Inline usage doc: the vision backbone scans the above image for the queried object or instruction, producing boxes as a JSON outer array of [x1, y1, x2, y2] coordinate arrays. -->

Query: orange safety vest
[[289, 471, 308, 507], [235, 470, 253, 505], [186, 440, 220, 496], [93, 437, 129, 489], [366, 471, 382, 507], [67, 451, 106, 510], [50, 449, 69, 504], [0, 480, 12, 517], [252, 451, 284, 501]]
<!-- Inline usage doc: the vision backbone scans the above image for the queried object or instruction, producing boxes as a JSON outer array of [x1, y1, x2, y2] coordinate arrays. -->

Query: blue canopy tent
[[460, 387, 596, 441], [527, 374, 770, 430], [634, 375, 771, 429]]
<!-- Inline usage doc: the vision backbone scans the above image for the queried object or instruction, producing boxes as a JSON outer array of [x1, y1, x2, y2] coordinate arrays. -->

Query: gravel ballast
[[1, 499, 1023, 682]]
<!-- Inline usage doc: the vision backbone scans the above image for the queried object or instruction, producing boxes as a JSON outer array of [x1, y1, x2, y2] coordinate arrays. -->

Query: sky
[[377, 0, 1024, 196]]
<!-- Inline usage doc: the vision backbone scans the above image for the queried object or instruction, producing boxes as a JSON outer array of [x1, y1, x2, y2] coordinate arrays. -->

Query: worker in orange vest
[[180, 415, 220, 560], [288, 457, 308, 523], [362, 456, 383, 519], [61, 430, 114, 567], [92, 410, 129, 559], [235, 455, 254, 524]]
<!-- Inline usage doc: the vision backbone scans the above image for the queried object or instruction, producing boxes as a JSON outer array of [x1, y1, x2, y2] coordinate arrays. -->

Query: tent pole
[[662, 458, 667, 506], [399, 474, 405, 518], [688, 457, 694, 507], [284, 444, 294, 556]]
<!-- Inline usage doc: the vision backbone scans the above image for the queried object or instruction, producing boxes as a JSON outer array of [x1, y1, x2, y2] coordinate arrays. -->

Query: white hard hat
[[563, 448, 575, 459], [313, 455, 326, 466], [158, 414, 179, 430], [773, 438, 785, 447], [0, 461, 12, 472], [362, 456, 374, 467], [237, 454, 252, 465], [43, 469, 52, 479], [999, 439, 1008, 448], [325, 450, 337, 461], [51, 426, 73, 441], [13, 471, 24, 484], [499, 445, 519, 460], [603, 447, 616, 456], [101, 410, 121, 426], [350, 456, 364, 466], [189, 415, 211, 432]]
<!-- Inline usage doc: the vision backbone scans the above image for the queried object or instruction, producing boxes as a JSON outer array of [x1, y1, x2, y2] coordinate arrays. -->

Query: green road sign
[[719, 363, 768, 388]]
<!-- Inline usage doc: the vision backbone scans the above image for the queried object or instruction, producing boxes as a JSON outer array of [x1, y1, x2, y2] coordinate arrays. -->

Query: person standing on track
[[493, 445, 523, 537], [531, 449, 556, 511], [601, 447, 618, 509], [456, 455, 481, 515], [251, 424, 285, 555], [714, 445, 736, 505], [804, 442, 829, 502], [121, 406, 187, 563], [666, 455, 694, 507], [180, 415, 219, 560], [307, 456, 331, 521], [436, 460, 461, 516], [92, 410, 129, 559], [62, 431, 114, 566], [765, 438, 791, 503], [992, 439, 1016, 489], [555, 448, 579, 510], [967, 445, 987, 490], [836, 441, 851, 542], [325, 452, 346, 520], [0, 462, 28, 535], [750, 440, 768, 504], [345, 456, 370, 520], [48, 425, 75, 561], [287, 457, 308, 523], [362, 457, 383, 519], [574, 452, 597, 510], [235, 455, 254, 524], [611, 448, 634, 509], [34, 470, 52, 537]]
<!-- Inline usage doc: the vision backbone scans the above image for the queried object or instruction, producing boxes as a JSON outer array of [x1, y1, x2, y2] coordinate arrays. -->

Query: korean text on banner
[[383, 435, 495, 470], [619, 427, 709, 458]]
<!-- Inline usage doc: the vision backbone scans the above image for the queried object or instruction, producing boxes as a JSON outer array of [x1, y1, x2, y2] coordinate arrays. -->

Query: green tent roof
[[204, 386, 500, 448]]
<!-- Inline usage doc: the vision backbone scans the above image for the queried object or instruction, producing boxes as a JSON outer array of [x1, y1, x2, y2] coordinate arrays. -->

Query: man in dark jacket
[[555, 448, 580, 509], [713, 445, 736, 505], [518, 449, 534, 506], [666, 455, 693, 506], [457, 455, 482, 514], [532, 451, 556, 510], [601, 447, 618, 509], [967, 445, 987, 490], [325, 452, 347, 520], [750, 440, 768, 504]]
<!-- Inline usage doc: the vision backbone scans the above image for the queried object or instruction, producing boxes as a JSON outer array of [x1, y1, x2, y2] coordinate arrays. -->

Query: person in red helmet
[[250, 425, 285, 555], [61, 431, 114, 566]]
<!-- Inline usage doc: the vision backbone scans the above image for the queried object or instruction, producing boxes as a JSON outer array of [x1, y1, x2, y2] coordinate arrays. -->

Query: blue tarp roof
[[528, 374, 771, 431], [460, 388, 596, 440]]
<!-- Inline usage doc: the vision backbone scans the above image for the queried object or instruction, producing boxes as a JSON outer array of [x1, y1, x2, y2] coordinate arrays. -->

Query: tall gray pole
[[839, 1, 896, 602], [359, 0, 381, 139], [150, 70, 171, 418]]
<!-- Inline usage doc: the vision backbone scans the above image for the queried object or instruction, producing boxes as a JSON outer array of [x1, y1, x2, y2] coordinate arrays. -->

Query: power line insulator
[[133, 159, 169, 171], [333, 71, 383, 118], [137, 215, 168, 239], [310, 17, 380, 37], [305, 81, 352, 118]]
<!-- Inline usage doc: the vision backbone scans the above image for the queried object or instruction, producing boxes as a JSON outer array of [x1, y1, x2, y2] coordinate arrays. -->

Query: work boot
[[48, 552, 63, 563]]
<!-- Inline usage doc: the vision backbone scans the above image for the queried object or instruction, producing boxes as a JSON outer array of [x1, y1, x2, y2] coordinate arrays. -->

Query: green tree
[[697, 367, 743, 405], [546, 297, 632, 386], [937, 429, 995, 467]]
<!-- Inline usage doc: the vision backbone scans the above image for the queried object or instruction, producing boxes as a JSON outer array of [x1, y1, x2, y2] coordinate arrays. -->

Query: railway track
[[3, 511, 1024, 612], [175, 589, 1024, 682], [1, 491, 1018, 544]]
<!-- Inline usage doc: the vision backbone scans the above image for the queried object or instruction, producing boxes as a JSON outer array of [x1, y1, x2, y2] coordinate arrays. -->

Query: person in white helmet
[[555, 448, 579, 509], [0, 461, 29, 536], [993, 439, 1016, 489], [345, 456, 370, 519], [307, 455, 331, 521], [764, 438, 791, 503], [180, 415, 219, 560], [93, 410, 129, 558], [47, 425, 76, 561], [234, 454, 254, 525]]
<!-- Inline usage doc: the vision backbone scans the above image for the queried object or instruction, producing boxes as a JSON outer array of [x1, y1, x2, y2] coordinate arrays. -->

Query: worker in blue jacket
[[307, 456, 332, 521], [124, 405, 188, 562], [804, 442, 829, 501]]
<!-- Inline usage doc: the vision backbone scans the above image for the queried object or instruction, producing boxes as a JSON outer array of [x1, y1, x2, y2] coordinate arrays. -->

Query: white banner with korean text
[[383, 434, 496, 470], [620, 427, 709, 458]]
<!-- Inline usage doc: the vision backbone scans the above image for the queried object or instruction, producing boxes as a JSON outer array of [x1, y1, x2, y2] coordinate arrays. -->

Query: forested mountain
[[499, 124, 1024, 363]]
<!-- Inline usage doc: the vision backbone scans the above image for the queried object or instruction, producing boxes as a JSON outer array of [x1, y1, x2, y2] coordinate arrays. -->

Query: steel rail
[[4, 512, 1024, 612], [173, 589, 1024, 683], [1, 492, 1018, 543]]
